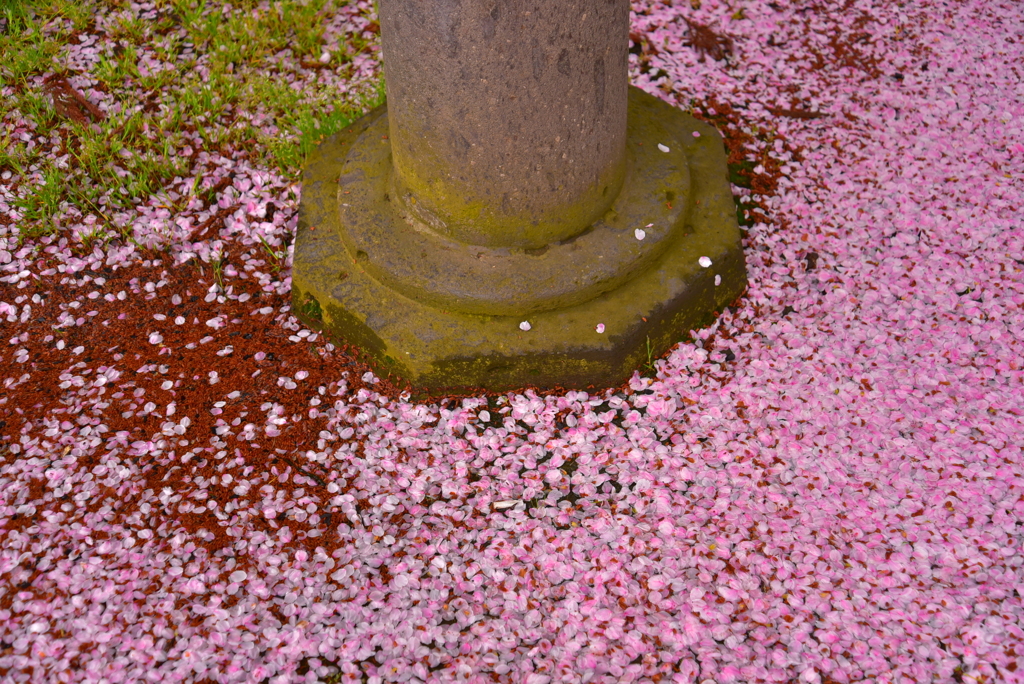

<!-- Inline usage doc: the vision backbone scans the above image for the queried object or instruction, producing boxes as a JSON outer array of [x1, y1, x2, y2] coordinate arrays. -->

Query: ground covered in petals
[[2, 1, 1023, 683]]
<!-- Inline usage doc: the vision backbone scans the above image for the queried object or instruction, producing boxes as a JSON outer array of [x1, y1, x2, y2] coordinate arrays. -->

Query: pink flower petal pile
[[1, 1, 1022, 683]]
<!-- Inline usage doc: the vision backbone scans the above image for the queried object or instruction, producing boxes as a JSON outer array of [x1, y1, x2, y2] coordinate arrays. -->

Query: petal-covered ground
[[2, 0, 1023, 683]]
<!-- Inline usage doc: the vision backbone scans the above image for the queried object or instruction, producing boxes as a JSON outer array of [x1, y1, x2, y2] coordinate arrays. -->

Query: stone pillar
[[292, 0, 747, 394], [379, 0, 629, 249]]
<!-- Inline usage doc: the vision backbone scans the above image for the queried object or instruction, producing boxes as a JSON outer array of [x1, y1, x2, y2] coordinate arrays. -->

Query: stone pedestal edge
[[292, 86, 747, 394]]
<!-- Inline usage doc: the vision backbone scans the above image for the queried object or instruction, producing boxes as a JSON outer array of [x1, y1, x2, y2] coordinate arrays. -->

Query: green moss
[[728, 159, 756, 188], [292, 89, 747, 393], [298, 294, 322, 322], [389, 124, 625, 250]]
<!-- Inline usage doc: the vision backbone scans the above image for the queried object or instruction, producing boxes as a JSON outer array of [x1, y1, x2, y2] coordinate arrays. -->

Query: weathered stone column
[[380, 0, 628, 250], [292, 0, 746, 394]]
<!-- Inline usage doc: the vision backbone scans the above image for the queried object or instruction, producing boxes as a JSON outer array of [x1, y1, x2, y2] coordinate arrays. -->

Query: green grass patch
[[1, 0, 383, 241], [262, 77, 386, 173]]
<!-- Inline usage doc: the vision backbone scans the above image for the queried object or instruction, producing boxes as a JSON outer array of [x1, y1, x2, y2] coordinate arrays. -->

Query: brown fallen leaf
[[43, 73, 106, 125], [629, 30, 660, 57], [686, 20, 734, 62]]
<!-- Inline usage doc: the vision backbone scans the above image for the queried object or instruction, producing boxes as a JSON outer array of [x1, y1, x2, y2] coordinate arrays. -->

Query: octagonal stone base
[[292, 86, 746, 394]]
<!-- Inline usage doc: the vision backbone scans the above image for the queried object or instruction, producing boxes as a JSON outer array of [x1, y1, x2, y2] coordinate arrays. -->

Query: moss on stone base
[[292, 87, 746, 394]]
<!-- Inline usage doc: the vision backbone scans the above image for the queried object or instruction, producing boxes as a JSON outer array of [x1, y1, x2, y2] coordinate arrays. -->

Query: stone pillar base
[[292, 87, 746, 394]]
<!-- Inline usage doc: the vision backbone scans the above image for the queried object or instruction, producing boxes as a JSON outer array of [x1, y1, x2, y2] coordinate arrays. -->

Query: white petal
[[634, 228, 646, 240], [699, 256, 713, 268], [657, 143, 670, 153], [519, 321, 532, 331], [715, 274, 722, 286]]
